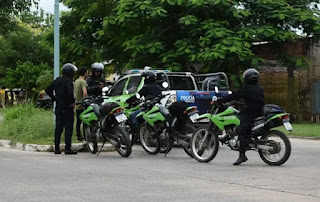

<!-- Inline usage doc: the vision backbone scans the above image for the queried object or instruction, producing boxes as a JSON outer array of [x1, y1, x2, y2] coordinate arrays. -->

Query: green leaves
[[179, 15, 198, 25], [58, 0, 320, 74]]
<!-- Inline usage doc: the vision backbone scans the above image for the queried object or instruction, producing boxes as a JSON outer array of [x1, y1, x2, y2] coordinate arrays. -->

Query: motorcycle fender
[[195, 113, 211, 122], [267, 113, 290, 122], [136, 111, 145, 118]]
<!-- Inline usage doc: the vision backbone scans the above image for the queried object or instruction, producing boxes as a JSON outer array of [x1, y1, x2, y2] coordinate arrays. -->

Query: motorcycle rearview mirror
[[136, 93, 141, 99], [162, 81, 169, 89], [102, 86, 109, 96], [214, 86, 219, 93]]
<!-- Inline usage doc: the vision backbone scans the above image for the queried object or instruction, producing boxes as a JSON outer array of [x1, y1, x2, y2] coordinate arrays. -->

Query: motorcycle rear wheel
[[139, 123, 161, 155], [160, 130, 173, 154], [258, 130, 291, 166], [113, 126, 132, 157], [191, 127, 219, 163], [84, 125, 98, 154]]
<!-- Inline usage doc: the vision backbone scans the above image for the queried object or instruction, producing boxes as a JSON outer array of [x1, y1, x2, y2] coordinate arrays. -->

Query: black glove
[[216, 98, 223, 106]]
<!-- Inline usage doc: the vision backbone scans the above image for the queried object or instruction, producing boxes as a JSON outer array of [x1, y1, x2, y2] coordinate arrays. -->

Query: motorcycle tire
[[139, 123, 161, 155], [258, 130, 291, 166], [190, 126, 219, 163], [84, 125, 98, 154], [182, 126, 196, 158], [113, 126, 132, 157]]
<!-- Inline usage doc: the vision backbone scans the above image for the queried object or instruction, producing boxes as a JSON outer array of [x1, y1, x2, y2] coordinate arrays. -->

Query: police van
[[103, 68, 231, 114]]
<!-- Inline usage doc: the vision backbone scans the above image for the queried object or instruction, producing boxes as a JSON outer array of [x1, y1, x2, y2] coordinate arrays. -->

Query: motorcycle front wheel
[[84, 125, 98, 154], [139, 123, 161, 155], [112, 126, 132, 157], [190, 127, 219, 163], [258, 130, 291, 166]]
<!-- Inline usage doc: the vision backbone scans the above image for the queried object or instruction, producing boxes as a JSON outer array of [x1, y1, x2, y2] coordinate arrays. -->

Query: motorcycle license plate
[[189, 113, 200, 123], [115, 113, 127, 123], [283, 121, 293, 131]]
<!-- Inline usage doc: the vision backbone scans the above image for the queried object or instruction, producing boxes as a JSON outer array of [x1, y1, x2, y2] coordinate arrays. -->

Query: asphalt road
[[0, 138, 320, 202]]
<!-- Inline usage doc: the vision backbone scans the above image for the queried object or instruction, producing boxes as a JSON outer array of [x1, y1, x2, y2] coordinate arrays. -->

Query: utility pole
[[53, 0, 60, 122], [54, 0, 60, 79]]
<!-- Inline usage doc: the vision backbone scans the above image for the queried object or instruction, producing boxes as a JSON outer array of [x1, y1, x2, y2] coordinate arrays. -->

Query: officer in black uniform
[[218, 69, 265, 165], [86, 62, 106, 97], [127, 70, 162, 134], [46, 63, 78, 155]]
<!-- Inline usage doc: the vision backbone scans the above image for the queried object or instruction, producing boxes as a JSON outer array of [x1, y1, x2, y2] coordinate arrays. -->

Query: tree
[[60, 0, 320, 75], [3, 61, 51, 98], [0, 0, 39, 34], [0, 20, 53, 77]]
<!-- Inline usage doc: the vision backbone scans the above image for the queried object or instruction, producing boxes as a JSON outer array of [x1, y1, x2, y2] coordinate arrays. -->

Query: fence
[[259, 70, 311, 121]]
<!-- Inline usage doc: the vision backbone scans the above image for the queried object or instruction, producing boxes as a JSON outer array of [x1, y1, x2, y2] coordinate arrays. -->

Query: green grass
[[0, 108, 5, 116], [276, 123, 320, 138], [0, 105, 82, 145]]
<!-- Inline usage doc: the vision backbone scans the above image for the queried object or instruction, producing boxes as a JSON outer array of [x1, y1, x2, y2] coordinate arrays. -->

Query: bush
[[0, 105, 55, 144]]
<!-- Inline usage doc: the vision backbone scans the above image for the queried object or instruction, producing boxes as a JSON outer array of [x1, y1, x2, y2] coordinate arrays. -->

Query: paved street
[[0, 138, 320, 201]]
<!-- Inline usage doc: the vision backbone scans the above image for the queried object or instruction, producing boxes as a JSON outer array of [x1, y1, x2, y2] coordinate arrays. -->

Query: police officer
[[218, 69, 264, 165], [46, 63, 78, 155], [86, 62, 106, 97], [127, 70, 162, 135]]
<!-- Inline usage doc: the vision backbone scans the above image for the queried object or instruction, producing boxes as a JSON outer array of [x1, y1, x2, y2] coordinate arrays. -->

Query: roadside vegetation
[[0, 105, 79, 145], [276, 123, 320, 138]]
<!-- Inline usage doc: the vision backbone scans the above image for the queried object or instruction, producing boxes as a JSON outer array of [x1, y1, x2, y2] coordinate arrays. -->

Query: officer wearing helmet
[[218, 68, 264, 165], [126, 69, 162, 137], [45, 63, 78, 155], [86, 62, 106, 97]]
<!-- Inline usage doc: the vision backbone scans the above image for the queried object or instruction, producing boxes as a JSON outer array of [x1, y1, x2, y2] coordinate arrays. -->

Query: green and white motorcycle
[[76, 96, 132, 157], [136, 93, 199, 157], [191, 89, 292, 165]]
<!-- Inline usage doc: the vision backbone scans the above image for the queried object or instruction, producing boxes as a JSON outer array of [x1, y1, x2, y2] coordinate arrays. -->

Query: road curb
[[289, 136, 320, 140], [0, 139, 115, 152]]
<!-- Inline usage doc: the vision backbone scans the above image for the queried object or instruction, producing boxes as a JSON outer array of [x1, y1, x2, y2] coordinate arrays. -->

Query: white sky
[[32, 0, 69, 14]]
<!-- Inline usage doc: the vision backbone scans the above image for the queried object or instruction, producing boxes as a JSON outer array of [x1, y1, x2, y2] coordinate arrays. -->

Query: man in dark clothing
[[218, 68, 265, 165], [46, 63, 78, 155], [86, 62, 106, 97], [127, 70, 162, 134]]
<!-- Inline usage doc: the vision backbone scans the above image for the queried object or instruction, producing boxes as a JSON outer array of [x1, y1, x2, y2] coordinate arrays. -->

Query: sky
[[32, 0, 69, 14]]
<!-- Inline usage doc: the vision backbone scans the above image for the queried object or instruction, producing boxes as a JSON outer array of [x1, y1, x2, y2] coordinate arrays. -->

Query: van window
[[168, 76, 195, 90], [109, 78, 128, 96], [126, 75, 142, 94]]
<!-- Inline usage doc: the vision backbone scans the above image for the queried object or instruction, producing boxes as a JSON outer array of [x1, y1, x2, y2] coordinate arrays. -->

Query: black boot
[[233, 153, 248, 166], [77, 136, 84, 141], [54, 150, 61, 154], [65, 149, 77, 155]]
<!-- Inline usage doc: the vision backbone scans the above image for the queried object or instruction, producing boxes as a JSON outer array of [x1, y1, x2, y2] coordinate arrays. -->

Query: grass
[[0, 105, 82, 145], [276, 123, 320, 138], [0, 108, 5, 116]]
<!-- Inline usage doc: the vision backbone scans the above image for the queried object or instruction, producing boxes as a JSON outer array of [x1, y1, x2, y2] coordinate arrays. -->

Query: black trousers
[[76, 109, 84, 138], [55, 108, 74, 151], [238, 112, 257, 154]]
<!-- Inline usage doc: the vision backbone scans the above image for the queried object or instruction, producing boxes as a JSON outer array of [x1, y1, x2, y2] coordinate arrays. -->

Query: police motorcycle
[[136, 83, 200, 157], [75, 94, 132, 157], [191, 87, 292, 165]]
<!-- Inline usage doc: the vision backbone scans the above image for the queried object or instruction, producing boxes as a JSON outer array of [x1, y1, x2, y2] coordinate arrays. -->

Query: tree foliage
[[3, 61, 51, 97], [61, 0, 320, 74], [0, 0, 38, 34]]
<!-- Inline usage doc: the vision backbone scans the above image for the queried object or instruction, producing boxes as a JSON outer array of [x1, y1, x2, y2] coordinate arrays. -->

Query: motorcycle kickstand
[[97, 141, 107, 156]]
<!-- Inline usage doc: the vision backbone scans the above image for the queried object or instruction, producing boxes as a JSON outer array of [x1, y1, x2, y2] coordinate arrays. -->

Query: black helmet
[[143, 71, 157, 84], [243, 68, 259, 84], [62, 63, 78, 78]]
